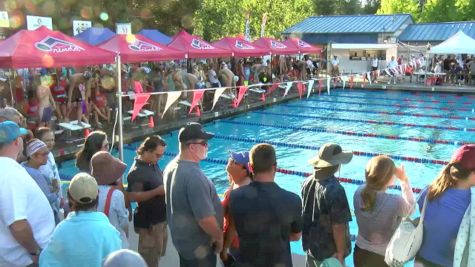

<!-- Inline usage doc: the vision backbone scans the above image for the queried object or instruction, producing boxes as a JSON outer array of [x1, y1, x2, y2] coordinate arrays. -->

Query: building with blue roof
[[283, 14, 414, 45], [398, 21, 475, 45]]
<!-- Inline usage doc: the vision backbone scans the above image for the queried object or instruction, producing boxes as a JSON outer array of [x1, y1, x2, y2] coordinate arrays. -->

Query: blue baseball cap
[[0, 121, 28, 144], [230, 151, 250, 171]]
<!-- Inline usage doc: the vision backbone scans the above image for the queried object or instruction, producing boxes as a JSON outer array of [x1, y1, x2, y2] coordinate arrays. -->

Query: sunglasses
[[187, 141, 208, 147]]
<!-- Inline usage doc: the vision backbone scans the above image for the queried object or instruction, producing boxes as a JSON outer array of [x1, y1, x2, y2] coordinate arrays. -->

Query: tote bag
[[385, 196, 428, 267]]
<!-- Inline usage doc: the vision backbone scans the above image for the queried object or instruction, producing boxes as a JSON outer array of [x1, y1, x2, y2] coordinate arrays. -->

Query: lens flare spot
[[125, 34, 136, 44], [99, 12, 109, 21], [42, 55, 54, 68]]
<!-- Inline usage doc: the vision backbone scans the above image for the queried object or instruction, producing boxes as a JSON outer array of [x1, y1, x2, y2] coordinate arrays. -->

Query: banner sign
[[0, 11, 9, 28], [116, 23, 132, 35], [73, 20, 91, 36], [27, 15, 53, 30]]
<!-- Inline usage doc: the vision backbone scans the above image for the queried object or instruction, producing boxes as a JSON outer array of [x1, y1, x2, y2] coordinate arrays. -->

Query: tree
[[312, 0, 362, 15], [362, 0, 381, 14], [420, 0, 475, 22], [194, 0, 314, 41], [378, 0, 420, 20]]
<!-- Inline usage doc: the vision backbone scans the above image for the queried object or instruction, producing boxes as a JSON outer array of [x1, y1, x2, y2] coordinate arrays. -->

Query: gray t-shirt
[[163, 158, 223, 259], [353, 184, 414, 255]]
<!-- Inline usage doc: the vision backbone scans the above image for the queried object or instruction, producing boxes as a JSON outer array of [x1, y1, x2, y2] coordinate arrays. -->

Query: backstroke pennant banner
[[162, 91, 182, 118], [233, 86, 248, 108], [265, 82, 280, 96], [283, 82, 293, 96], [306, 80, 315, 98], [297, 82, 305, 99], [189, 90, 205, 116], [318, 79, 323, 95], [131, 93, 150, 121], [212, 87, 227, 110]]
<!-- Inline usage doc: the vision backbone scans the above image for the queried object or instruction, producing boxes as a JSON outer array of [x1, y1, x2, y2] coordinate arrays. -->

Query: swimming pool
[[58, 88, 475, 265]]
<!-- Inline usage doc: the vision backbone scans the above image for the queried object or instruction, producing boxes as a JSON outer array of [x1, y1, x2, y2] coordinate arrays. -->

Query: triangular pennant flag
[[341, 76, 348, 90], [297, 82, 305, 99], [162, 91, 182, 118], [265, 83, 280, 96], [318, 79, 323, 95], [134, 81, 144, 94], [132, 93, 150, 121], [326, 77, 331, 95], [384, 69, 391, 76], [83, 128, 90, 138], [367, 72, 372, 85], [284, 82, 293, 96], [349, 75, 354, 89], [307, 80, 315, 98], [260, 93, 266, 102], [212, 87, 226, 110], [189, 90, 205, 116], [148, 116, 155, 128], [233, 86, 248, 108]]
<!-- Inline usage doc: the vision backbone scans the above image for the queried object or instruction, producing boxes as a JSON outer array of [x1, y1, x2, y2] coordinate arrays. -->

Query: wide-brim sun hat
[[91, 151, 127, 185], [308, 143, 353, 168]]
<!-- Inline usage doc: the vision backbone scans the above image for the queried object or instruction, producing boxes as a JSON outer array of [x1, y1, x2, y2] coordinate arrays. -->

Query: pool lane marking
[[303, 98, 473, 112], [329, 90, 475, 103], [212, 134, 448, 165], [255, 111, 475, 132], [283, 104, 475, 121], [59, 149, 423, 194], [220, 120, 469, 146]]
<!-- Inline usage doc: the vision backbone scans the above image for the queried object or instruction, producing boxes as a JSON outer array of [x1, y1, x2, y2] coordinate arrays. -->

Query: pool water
[[58, 88, 475, 265]]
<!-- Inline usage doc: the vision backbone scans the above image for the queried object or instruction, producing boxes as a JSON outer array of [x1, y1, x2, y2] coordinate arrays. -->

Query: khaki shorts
[[137, 222, 168, 267]]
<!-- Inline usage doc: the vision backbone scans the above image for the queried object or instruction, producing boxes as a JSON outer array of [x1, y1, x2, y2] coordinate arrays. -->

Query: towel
[[453, 187, 475, 267]]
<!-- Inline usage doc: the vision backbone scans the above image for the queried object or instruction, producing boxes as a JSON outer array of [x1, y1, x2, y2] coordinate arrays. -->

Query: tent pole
[[116, 55, 124, 162], [9, 68, 15, 106]]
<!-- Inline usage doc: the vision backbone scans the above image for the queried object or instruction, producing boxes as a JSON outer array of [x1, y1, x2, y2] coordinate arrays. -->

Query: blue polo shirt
[[40, 211, 121, 267], [418, 188, 470, 267]]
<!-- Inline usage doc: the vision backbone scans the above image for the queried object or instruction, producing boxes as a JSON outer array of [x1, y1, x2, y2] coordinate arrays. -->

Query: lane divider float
[[220, 120, 469, 146], [255, 111, 475, 132], [283, 104, 475, 121], [304, 98, 473, 112], [212, 134, 448, 165]]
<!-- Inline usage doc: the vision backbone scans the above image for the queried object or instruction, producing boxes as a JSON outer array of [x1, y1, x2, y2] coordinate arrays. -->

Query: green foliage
[[420, 0, 475, 22], [194, 0, 314, 41], [362, 0, 381, 14], [377, 0, 420, 20], [312, 0, 363, 15]]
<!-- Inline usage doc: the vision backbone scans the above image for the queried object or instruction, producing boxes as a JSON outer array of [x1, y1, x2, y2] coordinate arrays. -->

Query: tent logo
[[298, 40, 311, 48], [35, 36, 84, 53], [235, 40, 255, 50], [270, 40, 286, 49], [128, 40, 162, 52], [191, 39, 214, 50]]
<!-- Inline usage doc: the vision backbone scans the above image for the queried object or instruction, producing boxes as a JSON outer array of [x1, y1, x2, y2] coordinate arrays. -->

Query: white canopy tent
[[429, 31, 475, 54]]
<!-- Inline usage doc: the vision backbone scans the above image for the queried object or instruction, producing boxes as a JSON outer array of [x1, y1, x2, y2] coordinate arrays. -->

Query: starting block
[[58, 120, 91, 143], [127, 109, 155, 118]]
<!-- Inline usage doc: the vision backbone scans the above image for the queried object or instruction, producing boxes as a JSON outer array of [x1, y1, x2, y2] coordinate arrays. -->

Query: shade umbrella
[[252, 37, 299, 55], [212, 37, 269, 57], [74, 27, 116, 46], [283, 38, 322, 54], [99, 34, 185, 63], [168, 30, 232, 58], [0, 26, 115, 68]]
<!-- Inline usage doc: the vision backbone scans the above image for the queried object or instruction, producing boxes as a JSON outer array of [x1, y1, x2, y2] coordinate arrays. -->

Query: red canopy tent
[[283, 38, 322, 54], [252, 37, 299, 55], [99, 34, 185, 63], [212, 37, 269, 57], [0, 26, 115, 68], [168, 31, 232, 59]]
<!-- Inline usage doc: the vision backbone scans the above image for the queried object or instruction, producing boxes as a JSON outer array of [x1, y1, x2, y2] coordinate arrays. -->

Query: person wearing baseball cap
[[220, 151, 251, 265], [40, 173, 121, 266], [0, 121, 54, 267], [416, 145, 475, 267], [302, 143, 353, 266], [164, 122, 223, 266]]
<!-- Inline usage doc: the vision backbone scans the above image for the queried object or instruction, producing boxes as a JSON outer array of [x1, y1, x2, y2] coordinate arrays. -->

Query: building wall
[[302, 33, 379, 45]]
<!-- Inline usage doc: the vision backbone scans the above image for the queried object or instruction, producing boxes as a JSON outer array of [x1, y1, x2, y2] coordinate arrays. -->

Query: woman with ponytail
[[415, 145, 475, 267], [353, 155, 415, 267]]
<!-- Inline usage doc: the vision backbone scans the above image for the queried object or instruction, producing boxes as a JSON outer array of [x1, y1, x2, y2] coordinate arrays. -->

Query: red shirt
[[222, 187, 240, 249]]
